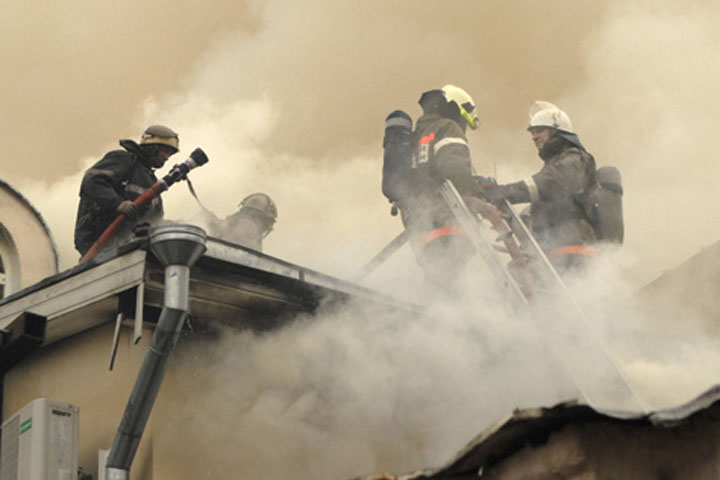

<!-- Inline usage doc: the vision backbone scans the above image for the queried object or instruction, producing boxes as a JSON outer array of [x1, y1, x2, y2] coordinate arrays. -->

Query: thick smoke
[[159, 291, 577, 479], [153, 258, 720, 479], [3, 1, 720, 478], [6, 1, 720, 285], [0, 0, 258, 181]]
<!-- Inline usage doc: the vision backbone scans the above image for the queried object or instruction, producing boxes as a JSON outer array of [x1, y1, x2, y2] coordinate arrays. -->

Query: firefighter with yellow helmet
[[481, 101, 598, 274], [382, 85, 483, 294], [74, 125, 179, 256], [205, 193, 277, 252]]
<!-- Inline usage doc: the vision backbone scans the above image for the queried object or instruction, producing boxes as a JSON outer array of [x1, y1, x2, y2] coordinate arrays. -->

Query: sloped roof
[[354, 385, 720, 480], [639, 240, 720, 325]]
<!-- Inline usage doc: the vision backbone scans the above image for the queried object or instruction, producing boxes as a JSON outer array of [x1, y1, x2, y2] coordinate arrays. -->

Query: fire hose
[[80, 148, 209, 263]]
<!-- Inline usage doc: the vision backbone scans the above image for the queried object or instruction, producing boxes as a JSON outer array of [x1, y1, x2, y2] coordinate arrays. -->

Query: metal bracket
[[108, 312, 123, 371], [133, 282, 144, 344], [109, 283, 145, 371]]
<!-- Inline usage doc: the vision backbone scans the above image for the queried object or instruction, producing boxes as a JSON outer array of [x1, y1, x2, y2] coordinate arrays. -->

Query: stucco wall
[[3, 321, 155, 478], [0, 182, 58, 295]]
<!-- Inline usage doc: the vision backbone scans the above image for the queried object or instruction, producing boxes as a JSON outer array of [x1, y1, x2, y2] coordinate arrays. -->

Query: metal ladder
[[439, 180, 648, 414]]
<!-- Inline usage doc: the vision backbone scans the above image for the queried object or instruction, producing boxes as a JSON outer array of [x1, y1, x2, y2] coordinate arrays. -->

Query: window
[[0, 254, 4, 299], [0, 224, 19, 299]]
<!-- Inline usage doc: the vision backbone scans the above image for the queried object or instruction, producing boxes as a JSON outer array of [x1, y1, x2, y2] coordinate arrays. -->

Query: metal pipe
[[105, 225, 206, 479]]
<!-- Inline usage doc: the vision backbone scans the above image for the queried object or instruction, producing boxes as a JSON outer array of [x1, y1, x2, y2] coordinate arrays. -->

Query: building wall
[[3, 321, 155, 478], [0, 182, 58, 296]]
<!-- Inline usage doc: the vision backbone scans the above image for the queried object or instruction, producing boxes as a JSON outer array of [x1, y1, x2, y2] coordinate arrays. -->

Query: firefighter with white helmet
[[74, 125, 179, 256], [382, 85, 483, 294], [206, 193, 277, 252], [481, 101, 597, 274]]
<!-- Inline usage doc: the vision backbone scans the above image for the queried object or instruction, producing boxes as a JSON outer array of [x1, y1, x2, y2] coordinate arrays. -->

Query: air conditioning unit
[[0, 398, 79, 480]]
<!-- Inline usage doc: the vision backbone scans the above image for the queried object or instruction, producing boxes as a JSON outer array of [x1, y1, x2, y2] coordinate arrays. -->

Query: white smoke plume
[[159, 291, 574, 479], [153, 255, 720, 479], [3, 1, 720, 478]]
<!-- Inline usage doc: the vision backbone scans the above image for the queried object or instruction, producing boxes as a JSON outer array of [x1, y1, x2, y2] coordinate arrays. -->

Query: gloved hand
[[480, 184, 507, 205], [116, 200, 139, 222], [473, 175, 496, 188]]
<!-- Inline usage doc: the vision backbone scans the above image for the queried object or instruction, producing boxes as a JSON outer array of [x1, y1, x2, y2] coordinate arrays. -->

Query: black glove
[[116, 200, 139, 222], [480, 184, 507, 205], [473, 175, 496, 188]]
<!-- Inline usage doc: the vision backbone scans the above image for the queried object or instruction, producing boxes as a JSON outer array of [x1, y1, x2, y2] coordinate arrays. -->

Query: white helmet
[[527, 101, 573, 134], [441, 85, 479, 130]]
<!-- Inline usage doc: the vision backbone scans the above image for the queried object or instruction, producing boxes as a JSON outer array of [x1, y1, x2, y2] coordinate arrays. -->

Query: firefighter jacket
[[503, 136, 597, 255], [74, 140, 163, 255], [399, 113, 481, 251], [204, 210, 264, 252]]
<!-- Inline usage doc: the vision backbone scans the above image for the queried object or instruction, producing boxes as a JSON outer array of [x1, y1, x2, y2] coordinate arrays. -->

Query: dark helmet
[[140, 125, 179, 153]]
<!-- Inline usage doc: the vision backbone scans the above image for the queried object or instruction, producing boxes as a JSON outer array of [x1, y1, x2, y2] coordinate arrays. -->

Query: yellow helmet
[[441, 85, 479, 130], [140, 125, 179, 152]]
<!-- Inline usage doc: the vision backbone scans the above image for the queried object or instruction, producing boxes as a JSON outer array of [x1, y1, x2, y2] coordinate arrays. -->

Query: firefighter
[[383, 85, 483, 294], [206, 193, 277, 252], [482, 101, 597, 274], [74, 125, 179, 256]]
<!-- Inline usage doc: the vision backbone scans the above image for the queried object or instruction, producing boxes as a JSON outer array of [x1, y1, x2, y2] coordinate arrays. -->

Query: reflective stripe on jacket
[[397, 114, 480, 249], [74, 143, 163, 254], [546, 244, 597, 258], [414, 225, 466, 251], [525, 139, 597, 252]]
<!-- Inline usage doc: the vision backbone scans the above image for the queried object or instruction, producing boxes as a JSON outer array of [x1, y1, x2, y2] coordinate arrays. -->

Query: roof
[[354, 385, 720, 480], [638, 240, 720, 327], [0, 233, 421, 346]]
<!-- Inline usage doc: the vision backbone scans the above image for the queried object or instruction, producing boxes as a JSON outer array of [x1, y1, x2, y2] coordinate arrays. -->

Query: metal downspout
[[105, 225, 206, 480]]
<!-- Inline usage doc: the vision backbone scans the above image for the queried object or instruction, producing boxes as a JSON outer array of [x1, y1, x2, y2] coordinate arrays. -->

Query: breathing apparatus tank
[[381, 110, 414, 208], [587, 166, 624, 244]]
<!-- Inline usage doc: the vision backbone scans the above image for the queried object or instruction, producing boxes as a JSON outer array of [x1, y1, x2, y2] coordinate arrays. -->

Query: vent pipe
[[106, 225, 206, 480]]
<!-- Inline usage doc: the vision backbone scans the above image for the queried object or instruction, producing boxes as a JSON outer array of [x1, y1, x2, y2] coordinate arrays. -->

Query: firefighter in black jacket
[[74, 125, 179, 256], [383, 85, 483, 294]]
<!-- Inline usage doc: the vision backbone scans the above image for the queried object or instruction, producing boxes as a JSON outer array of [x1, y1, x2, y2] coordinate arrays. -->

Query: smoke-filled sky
[[3, 1, 720, 478], [3, 0, 720, 286]]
